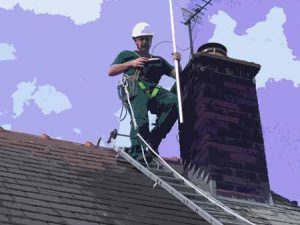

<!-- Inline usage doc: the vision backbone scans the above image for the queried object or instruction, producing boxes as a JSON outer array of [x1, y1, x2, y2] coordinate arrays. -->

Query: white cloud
[[32, 85, 72, 115], [72, 128, 82, 135], [0, 43, 16, 61], [0, 0, 105, 25], [0, 0, 17, 10], [12, 79, 37, 118], [12, 79, 72, 117], [0, 111, 8, 117], [209, 7, 300, 87], [54, 136, 63, 140], [1, 124, 12, 130]]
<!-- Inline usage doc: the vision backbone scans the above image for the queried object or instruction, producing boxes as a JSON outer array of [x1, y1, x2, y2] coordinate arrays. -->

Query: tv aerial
[[182, 0, 213, 56]]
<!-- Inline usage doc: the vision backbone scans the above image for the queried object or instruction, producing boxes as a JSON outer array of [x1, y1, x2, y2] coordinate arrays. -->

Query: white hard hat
[[132, 22, 154, 38]]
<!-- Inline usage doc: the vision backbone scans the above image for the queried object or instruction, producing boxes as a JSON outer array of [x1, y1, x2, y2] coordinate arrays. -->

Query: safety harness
[[132, 51, 162, 99], [137, 81, 161, 99]]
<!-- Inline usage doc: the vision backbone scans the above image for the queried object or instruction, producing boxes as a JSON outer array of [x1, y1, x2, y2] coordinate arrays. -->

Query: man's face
[[134, 36, 152, 52]]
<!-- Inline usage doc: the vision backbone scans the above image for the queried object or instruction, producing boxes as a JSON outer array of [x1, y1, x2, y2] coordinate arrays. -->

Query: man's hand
[[108, 57, 148, 76], [172, 52, 181, 62], [131, 57, 148, 68], [170, 52, 182, 79]]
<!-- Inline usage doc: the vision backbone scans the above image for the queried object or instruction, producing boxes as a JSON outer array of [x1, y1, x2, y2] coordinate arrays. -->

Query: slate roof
[[1, 129, 300, 225], [217, 193, 300, 225], [0, 129, 207, 225]]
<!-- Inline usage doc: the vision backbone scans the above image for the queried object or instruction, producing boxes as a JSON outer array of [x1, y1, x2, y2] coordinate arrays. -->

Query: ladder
[[114, 146, 256, 225]]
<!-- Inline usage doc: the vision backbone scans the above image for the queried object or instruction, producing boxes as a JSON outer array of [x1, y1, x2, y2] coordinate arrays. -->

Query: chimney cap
[[197, 42, 227, 57]]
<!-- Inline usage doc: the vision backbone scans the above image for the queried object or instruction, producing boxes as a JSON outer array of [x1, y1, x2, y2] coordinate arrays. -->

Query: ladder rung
[[193, 201, 245, 223], [148, 168, 173, 176], [216, 215, 244, 224], [180, 191, 208, 201], [193, 200, 225, 212], [169, 183, 196, 193], [158, 175, 184, 184]]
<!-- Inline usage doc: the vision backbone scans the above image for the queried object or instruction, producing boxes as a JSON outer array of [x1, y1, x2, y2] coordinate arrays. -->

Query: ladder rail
[[117, 148, 224, 225]]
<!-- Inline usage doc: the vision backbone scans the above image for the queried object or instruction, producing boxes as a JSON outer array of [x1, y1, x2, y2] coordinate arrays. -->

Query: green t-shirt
[[112, 50, 174, 84]]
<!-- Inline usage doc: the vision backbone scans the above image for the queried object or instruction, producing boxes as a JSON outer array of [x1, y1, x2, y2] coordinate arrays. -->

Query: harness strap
[[150, 86, 161, 98], [137, 81, 161, 99]]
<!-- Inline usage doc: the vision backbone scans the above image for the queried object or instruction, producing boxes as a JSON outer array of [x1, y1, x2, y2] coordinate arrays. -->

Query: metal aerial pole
[[187, 22, 194, 56], [168, 0, 184, 124], [168, 0, 214, 124]]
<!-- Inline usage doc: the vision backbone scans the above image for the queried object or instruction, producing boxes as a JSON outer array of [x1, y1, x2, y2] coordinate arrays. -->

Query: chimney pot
[[197, 42, 228, 57], [40, 134, 51, 140], [84, 141, 95, 148]]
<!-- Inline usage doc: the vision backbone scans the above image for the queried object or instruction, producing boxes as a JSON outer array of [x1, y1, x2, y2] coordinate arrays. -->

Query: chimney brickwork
[[179, 45, 271, 203]]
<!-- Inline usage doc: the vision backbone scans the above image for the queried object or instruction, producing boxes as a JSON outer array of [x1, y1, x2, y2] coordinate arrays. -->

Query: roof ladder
[[114, 146, 256, 225]]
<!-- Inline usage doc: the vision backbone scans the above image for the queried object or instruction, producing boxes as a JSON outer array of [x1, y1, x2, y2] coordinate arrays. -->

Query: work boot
[[148, 137, 161, 155], [127, 146, 142, 160], [138, 147, 154, 164], [129, 146, 153, 164]]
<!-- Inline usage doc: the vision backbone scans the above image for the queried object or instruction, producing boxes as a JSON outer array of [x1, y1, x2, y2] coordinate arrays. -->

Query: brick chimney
[[179, 43, 272, 203]]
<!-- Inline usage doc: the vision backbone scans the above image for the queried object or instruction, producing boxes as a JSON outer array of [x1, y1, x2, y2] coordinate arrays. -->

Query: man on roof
[[108, 22, 181, 162]]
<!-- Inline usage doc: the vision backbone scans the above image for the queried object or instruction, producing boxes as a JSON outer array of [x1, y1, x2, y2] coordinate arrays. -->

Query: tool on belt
[[118, 69, 161, 103]]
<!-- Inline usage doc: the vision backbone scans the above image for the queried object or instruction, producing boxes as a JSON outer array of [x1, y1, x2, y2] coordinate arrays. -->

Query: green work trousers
[[127, 81, 178, 153]]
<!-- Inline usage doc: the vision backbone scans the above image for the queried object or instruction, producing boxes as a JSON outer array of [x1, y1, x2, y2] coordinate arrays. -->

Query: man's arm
[[108, 57, 149, 76]]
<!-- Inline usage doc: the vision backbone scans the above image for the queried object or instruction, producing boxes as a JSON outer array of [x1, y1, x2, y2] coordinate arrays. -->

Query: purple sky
[[0, 0, 299, 204]]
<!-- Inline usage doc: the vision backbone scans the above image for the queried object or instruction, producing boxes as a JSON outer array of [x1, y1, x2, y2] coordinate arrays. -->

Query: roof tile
[[0, 193, 14, 201], [10, 217, 48, 225], [0, 214, 9, 223], [24, 211, 64, 224], [63, 218, 101, 225]]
